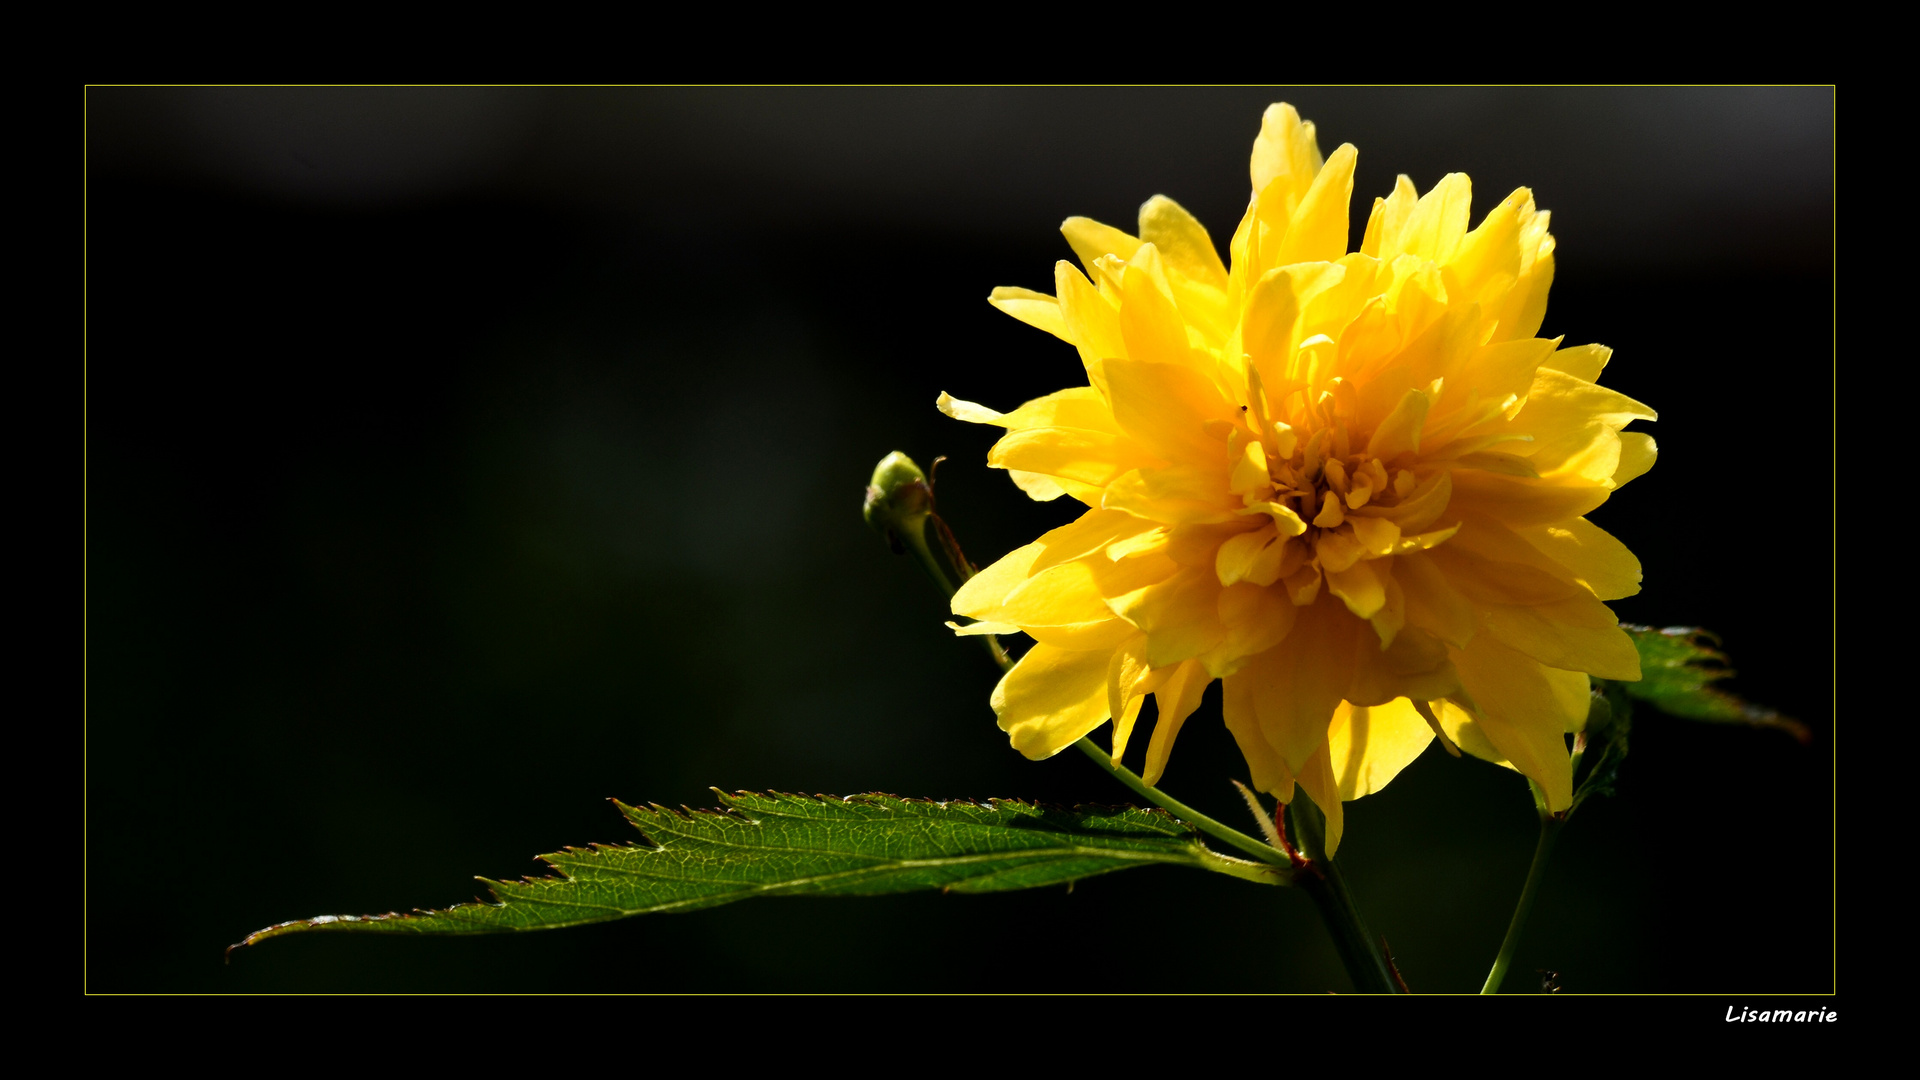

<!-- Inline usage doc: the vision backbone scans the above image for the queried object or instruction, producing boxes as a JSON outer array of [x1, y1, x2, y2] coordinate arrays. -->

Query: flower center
[[1226, 418, 1417, 534]]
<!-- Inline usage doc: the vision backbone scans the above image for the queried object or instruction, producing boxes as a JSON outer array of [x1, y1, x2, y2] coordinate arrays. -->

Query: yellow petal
[[1359, 195, 1387, 260], [1363, 174, 1417, 259], [1284, 562, 1323, 606], [1106, 632, 1154, 736], [1347, 623, 1457, 705], [1347, 514, 1401, 556], [1275, 143, 1357, 267], [1446, 468, 1610, 528], [937, 392, 1005, 425], [1118, 246, 1201, 369], [1212, 580, 1299, 671], [1295, 742, 1346, 857], [1222, 597, 1354, 773], [1165, 523, 1247, 569], [1106, 526, 1172, 561], [1024, 619, 1141, 651], [1515, 367, 1657, 480], [1138, 194, 1229, 291], [947, 620, 1020, 637], [1368, 572, 1407, 649], [1247, 532, 1303, 587], [1365, 469, 1452, 532], [997, 386, 1122, 433], [1426, 540, 1639, 679], [1062, 216, 1143, 276], [1449, 636, 1587, 811], [987, 286, 1071, 343], [1328, 698, 1436, 801], [1243, 262, 1345, 386], [1445, 186, 1527, 310], [1249, 103, 1323, 211], [1513, 518, 1643, 600], [1424, 542, 1581, 606], [1054, 260, 1126, 395], [989, 427, 1144, 489], [1103, 359, 1235, 462], [1109, 693, 1146, 766], [1481, 598, 1641, 681], [1221, 684, 1296, 798], [1215, 525, 1273, 586], [1489, 200, 1554, 342], [999, 559, 1117, 627], [1366, 387, 1431, 463], [1228, 439, 1270, 497], [992, 641, 1117, 759], [1326, 558, 1387, 620], [1394, 550, 1476, 648], [1383, 172, 1472, 264], [1543, 343, 1611, 384], [1085, 545, 1180, 600], [1612, 432, 1657, 488], [1008, 470, 1071, 502], [1315, 526, 1367, 572], [1461, 336, 1559, 407], [1432, 699, 1512, 769], [1107, 564, 1228, 667], [1302, 252, 1382, 349], [951, 542, 1043, 621], [1103, 465, 1237, 525], [1031, 509, 1155, 573], [1241, 268, 1300, 379], [1453, 451, 1542, 478], [1142, 658, 1211, 785]]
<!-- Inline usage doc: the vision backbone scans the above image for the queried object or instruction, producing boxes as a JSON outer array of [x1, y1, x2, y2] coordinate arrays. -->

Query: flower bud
[[863, 451, 933, 552]]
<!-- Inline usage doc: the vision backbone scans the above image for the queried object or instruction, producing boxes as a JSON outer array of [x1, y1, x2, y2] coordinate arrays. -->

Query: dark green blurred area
[[87, 87, 1832, 993]]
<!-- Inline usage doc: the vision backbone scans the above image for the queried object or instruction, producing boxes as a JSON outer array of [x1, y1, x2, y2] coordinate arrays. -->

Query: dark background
[[87, 87, 1833, 993]]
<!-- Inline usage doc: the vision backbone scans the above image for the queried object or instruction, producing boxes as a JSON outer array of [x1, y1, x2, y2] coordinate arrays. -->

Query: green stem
[[898, 520, 957, 596], [1070, 737, 1290, 870], [899, 518, 1010, 669], [1290, 797, 1400, 994], [1481, 812, 1564, 994]]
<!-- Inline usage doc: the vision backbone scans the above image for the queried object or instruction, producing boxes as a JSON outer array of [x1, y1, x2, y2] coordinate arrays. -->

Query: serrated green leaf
[[234, 791, 1283, 951], [1616, 625, 1809, 743]]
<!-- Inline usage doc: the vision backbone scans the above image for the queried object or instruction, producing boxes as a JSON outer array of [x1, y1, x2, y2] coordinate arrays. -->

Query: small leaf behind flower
[[233, 792, 1281, 952], [1616, 625, 1810, 743], [1570, 684, 1631, 815]]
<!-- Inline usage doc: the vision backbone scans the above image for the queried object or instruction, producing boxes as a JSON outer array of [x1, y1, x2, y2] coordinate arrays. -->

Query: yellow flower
[[943, 104, 1654, 853]]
